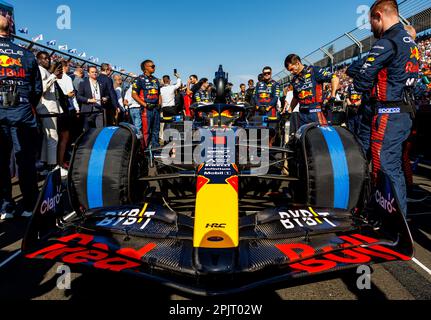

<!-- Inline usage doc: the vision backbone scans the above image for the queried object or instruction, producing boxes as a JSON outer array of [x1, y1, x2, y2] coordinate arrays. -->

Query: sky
[[11, 0, 376, 89]]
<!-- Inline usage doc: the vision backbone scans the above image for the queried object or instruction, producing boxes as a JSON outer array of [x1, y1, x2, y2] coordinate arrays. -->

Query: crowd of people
[[1, 0, 431, 221], [323, 33, 431, 104]]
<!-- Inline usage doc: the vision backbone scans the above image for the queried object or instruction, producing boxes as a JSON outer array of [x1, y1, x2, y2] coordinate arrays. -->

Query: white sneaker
[[21, 211, 33, 218], [54, 165, 68, 178], [60, 167, 68, 178], [0, 212, 14, 220]]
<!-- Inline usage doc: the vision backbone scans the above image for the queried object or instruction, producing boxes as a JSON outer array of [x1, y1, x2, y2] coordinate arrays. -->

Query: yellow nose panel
[[194, 180, 239, 248]]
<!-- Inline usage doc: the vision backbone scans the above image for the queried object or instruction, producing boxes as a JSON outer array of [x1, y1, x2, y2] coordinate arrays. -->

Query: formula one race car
[[22, 66, 414, 296]]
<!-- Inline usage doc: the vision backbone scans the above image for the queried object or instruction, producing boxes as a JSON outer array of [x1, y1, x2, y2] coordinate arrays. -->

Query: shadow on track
[[0, 256, 57, 300], [407, 185, 431, 252], [65, 270, 176, 301], [339, 268, 388, 300]]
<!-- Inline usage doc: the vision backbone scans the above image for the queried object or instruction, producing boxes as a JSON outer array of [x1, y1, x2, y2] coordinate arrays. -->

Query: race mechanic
[[253, 66, 281, 118], [193, 78, 213, 104], [132, 59, 162, 150], [284, 54, 339, 127], [349, 0, 419, 216], [235, 83, 247, 103], [346, 80, 363, 134], [225, 82, 235, 104], [0, 16, 42, 220]]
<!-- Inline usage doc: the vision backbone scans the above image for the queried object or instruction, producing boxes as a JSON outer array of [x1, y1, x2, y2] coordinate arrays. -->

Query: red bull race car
[[22, 66, 414, 296]]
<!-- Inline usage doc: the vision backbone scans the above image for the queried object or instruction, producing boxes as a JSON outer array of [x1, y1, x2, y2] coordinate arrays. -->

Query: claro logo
[[375, 190, 397, 214], [40, 186, 62, 215]]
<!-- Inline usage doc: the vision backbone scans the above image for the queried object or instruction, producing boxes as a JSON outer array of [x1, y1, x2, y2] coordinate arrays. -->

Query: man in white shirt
[[160, 73, 182, 140], [56, 60, 79, 174], [161, 74, 182, 110], [36, 51, 63, 170]]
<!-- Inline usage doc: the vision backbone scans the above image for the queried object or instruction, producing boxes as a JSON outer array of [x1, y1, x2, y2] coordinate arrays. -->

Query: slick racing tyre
[[290, 124, 367, 211], [68, 123, 144, 212]]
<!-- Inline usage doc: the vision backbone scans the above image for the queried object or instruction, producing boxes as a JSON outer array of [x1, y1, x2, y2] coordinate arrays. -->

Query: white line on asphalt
[[407, 212, 431, 217], [412, 257, 431, 276], [0, 250, 21, 269]]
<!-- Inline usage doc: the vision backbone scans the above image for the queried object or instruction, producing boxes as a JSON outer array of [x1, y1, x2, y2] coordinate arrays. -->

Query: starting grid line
[[0, 250, 21, 269], [412, 257, 431, 276]]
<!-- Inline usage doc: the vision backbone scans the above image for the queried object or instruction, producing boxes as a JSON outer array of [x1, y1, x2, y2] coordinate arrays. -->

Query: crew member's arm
[[253, 86, 259, 109], [289, 97, 299, 113], [330, 76, 339, 99], [30, 56, 43, 107], [131, 79, 147, 107], [346, 57, 366, 78], [315, 67, 339, 98], [268, 82, 281, 111], [352, 39, 395, 93], [288, 86, 300, 113]]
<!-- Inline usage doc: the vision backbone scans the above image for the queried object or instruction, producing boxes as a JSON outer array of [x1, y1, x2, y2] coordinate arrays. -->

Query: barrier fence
[[11, 33, 134, 83]]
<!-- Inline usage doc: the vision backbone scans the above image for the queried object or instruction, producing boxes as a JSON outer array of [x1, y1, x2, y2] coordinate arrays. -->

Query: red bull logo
[[148, 89, 158, 95], [298, 90, 313, 100], [0, 67, 26, 78], [0, 55, 22, 67], [259, 93, 270, 99], [410, 47, 420, 61], [405, 61, 419, 73]]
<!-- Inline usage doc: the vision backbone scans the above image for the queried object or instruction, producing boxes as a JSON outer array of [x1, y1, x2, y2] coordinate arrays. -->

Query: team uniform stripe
[[319, 127, 350, 209], [141, 107, 149, 149], [371, 114, 389, 179]]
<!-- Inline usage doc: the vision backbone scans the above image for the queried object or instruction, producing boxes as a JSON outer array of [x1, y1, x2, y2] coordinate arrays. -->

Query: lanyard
[[91, 80, 99, 97]]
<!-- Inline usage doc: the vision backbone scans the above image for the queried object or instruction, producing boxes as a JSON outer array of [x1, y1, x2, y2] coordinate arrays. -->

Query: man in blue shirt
[[132, 60, 161, 150]]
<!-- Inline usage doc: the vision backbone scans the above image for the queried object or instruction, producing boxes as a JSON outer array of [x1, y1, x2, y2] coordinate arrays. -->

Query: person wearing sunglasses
[[132, 60, 162, 150], [252, 66, 281, 146], [253, 67, 281, 117], [0, 16, 42, 220]]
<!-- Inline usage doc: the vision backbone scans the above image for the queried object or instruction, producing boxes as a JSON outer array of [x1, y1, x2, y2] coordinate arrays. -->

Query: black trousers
[[0, 124, 38, 211], [81, 105, 104, 130]]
